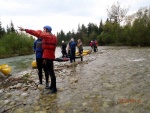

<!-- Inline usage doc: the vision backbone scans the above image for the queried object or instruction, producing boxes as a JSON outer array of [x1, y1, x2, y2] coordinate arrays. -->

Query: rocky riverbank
[[0, 46, 149, 113]]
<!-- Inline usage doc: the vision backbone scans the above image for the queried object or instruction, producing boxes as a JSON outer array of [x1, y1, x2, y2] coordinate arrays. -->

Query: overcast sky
[[0, 0, 149, 35]]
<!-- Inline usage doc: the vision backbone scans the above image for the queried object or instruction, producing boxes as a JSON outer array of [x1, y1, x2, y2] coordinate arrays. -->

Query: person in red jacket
[[18, 26, 58, 94], [89, 40, 93, 52]]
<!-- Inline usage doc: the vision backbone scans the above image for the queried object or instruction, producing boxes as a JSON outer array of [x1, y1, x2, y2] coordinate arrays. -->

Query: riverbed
[[0, 46, 149, 113]]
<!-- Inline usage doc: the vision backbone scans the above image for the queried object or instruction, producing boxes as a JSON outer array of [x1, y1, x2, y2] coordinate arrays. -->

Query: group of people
[[61, 38, 83, 63], [89, 40, 98, 52], [18, 25, 98, 95], [18, 25, 57, 94], [18, 25, 84, 94]]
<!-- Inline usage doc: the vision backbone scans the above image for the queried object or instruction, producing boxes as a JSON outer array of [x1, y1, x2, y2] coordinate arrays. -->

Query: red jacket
[[90, 42, 93, 47], [25, 29, 57, 60]]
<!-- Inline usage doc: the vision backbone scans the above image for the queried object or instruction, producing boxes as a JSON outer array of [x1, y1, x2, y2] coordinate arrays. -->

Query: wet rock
[[57, 79, 63, 83], [14, 97, 21, 101], [9, 101, 16, 105], [73, 109, 77, 113], [0, 89, 4, 94], [34, 105, 41, 111], [21, 87, 28, 91], [13, 108, 25, 113], [30, 86, 37, 90], [82, 102, 88, 106], [54, 67, 63, 71], [70, 78, 78, 84], [35, 111, 47, 113], [58, 87, 64, 91], [57, 109, 66, 113], [5, 93, 12, 98], [4, 99, 11, 104], [20, 93, 29, 98], [15, 83, 23, 89], [15, 91, 21, 96], [26, 98, 33, 104], [103, 83, 115, 89], [38, 84, 45, 90]]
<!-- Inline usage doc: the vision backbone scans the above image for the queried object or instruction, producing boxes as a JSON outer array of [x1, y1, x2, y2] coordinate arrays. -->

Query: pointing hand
[[18, 26, 25, 31]]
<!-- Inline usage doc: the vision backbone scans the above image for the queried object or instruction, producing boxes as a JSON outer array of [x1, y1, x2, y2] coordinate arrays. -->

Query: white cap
[[71, 38, 74, 41], [62, 40, 64, 43]]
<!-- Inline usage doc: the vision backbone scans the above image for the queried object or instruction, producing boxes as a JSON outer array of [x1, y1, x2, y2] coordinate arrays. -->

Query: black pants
[[94, 46, 97, 52], [62, 50, 67, 58], [70, 50, 76, 63], [36, 58, 43, 84], [43, 59, 56, 89], [79, 49, 83, 61]]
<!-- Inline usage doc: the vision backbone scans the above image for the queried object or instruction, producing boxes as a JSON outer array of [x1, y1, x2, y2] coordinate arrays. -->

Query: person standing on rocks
[[77, 39, 83, 61], [18, 26, 58, 94], [61, 40, 68, 58], [90, 40, 93, 52], [33, 30, 43, 85], [69, 38, 77, 63]]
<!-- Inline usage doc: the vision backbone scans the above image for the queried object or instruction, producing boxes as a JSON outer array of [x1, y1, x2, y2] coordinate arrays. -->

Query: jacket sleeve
[[25, 29, 49, 39]]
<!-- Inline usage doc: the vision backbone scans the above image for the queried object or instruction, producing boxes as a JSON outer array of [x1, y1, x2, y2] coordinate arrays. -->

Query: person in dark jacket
[[33, 31, 43, 84], [61, 40, 67, 58], [69, 38, 77, 63], [18, 26, 58, 94], [33, 32, 49, 87], [93, 41, 96, 52]]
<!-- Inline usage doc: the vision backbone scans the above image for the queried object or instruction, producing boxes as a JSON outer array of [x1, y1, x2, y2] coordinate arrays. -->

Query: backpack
[[36, 39, 42, 52]]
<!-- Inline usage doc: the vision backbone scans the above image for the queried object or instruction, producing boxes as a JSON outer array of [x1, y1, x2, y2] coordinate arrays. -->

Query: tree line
[[57, 4, 150, 46], [0, 21, 34, 58], [0, 3, 150, 58]]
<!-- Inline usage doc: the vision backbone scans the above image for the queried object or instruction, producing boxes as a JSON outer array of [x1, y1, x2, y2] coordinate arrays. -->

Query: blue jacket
[[33, 38, 43, 58], [69, 41, 77, 51]]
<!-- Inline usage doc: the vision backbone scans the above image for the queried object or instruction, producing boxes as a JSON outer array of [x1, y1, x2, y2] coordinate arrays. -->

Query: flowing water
[[0, 46, 150, 113], [0, 47, 62, 76]]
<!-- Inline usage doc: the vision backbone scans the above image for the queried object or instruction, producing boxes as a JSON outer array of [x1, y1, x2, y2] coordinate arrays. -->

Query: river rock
[[21, 87, 28, 91], [9, 101, 16, 105], [0, 89, 4, 94], [16, 83, 23, 89], [13, 108, 25, 113], [57, 109, 66, 113], [38, 84, 45, 90], [82, 102, 88, 106], [20, 93, 29, 98], [5, 93, 12, 98], [34, 105, 41, 111], [70, 78, 78, 84], [4, 99, 11, 104], [103, 83, 115, 89], [35, 111, 47, 113]]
